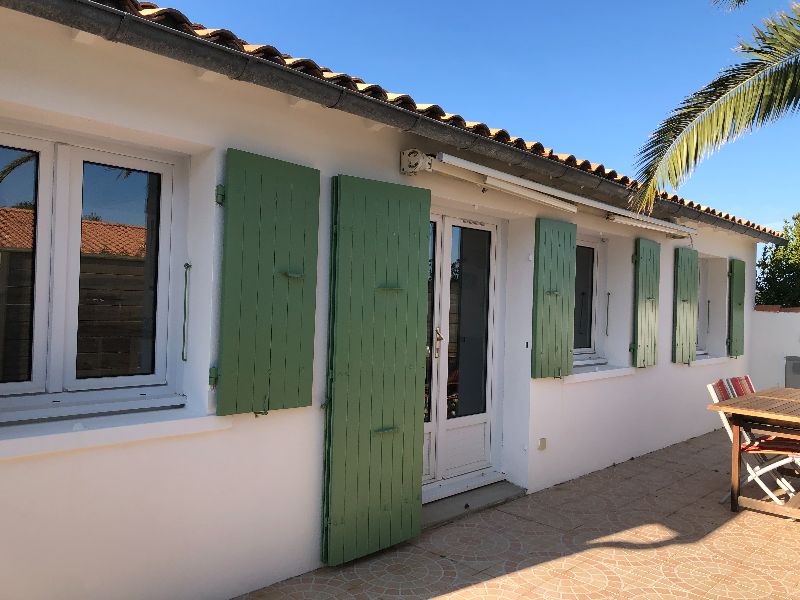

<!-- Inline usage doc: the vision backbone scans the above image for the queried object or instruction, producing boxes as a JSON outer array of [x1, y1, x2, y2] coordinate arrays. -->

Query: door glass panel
[[447, 226, 491, 419], [424, 221, 436, 423], [77, 162, 161, 379], [0, 145, 38, 383], [574, 245, 594, 349]]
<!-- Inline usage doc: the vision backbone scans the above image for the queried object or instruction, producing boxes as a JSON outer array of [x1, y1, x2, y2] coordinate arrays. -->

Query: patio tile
[[337, 544, 481, 598], [410, 508, 559, 572], [245, 428, 800, 600]]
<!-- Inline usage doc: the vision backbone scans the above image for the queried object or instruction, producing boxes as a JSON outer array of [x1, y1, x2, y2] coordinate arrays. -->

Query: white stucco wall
[[751, 310, 800, 388], [0, 9, 764, 599]]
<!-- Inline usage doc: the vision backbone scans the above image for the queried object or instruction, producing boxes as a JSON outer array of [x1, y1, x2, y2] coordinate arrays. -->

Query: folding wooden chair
[[708, 378, 799, 505]]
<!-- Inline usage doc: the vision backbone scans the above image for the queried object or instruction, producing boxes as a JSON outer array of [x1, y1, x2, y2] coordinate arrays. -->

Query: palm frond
[[0, 153, 35, 185], [631, 5, 800, 213], [712, 0, 751, 11]]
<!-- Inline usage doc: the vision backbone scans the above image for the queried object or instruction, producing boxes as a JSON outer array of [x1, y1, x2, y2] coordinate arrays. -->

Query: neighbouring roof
[[0, 207, 147, 257], [44, 1, 784, 241]]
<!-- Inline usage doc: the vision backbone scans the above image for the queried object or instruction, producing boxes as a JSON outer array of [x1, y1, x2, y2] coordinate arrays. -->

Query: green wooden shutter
[[672, 246, 699, 364], [632, 238, 661, 368], [532, 218, 577, 379], [216, 149, 319, 415], [728, 258, 746, 357], [323, 175, 430, 566]]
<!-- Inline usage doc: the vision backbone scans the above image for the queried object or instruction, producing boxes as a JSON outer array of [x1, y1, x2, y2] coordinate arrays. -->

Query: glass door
[[424, 215, 496, 485]]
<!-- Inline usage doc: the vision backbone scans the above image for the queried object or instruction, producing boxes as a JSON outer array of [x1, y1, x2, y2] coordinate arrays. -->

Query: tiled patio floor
[[243, 429, 800, 599]]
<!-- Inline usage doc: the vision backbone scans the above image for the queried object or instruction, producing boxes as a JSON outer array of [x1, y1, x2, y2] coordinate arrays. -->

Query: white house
[[0, 2, 786, 599]]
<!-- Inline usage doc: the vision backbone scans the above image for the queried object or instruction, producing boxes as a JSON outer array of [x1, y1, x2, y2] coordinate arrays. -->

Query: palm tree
[[631, 0, 800, 213]]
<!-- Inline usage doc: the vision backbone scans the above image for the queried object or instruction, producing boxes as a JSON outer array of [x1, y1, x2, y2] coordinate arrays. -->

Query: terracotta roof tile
[[87, 1, 782, 240], [0, 207, 147, 257]]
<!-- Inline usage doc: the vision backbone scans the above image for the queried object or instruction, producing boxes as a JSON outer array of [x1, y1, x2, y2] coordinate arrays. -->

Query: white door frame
[[422, 210, 502, 503]]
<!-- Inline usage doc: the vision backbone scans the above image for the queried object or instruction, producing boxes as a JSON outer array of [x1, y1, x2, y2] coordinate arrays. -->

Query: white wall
[[0, 9, 765, 599], [526, 223, 757, 491], [751, 310, 800, 388]]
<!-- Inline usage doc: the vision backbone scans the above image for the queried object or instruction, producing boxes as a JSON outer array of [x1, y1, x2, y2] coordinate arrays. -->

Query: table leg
[[731, 418, 741, 512]]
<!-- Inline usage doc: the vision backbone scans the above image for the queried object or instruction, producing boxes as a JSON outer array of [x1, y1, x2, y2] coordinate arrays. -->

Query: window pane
[[0, 145, 38, 383], [574, 245, 594, 349], [425, 221, 436, 423], [447, 226, 491, 419], [77, 162, 161, 379]]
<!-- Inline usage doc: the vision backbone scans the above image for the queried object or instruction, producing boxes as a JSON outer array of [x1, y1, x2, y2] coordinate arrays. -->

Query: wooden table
[[708, 387, 800, 518]]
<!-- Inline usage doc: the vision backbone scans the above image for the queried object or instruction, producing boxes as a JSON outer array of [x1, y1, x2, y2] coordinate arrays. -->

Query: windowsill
[[0, 406, 232, 461], [573, 355, 608, 367], [565, 365, 636, 384], [689, 355, 732, 367]]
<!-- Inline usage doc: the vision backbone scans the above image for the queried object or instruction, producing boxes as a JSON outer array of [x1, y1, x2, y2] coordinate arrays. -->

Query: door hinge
[[215, 184, 225, 205], [209, 366, 219, 387]]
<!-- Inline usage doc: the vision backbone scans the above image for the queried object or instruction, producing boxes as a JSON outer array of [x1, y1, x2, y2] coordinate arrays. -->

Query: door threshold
[[421, 480, 526, 529], [422, 469, 507, 504]]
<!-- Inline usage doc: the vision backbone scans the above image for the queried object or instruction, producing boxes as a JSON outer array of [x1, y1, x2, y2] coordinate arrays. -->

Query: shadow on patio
[[241, 429, 800, 599]]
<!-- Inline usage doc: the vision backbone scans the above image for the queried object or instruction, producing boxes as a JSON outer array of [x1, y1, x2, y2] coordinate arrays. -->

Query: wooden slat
[[728, 258, 745, 357], [216, 149, 319, 415], [532, 218, 576, 378], [632, 238, 660, 368], [672, 247, 698, 364], [709, 388, 800, 424], [323, 175, 430, 566]]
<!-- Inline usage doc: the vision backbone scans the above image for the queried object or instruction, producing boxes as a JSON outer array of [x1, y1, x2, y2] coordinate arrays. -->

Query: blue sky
[[171, 0, 797, 232]]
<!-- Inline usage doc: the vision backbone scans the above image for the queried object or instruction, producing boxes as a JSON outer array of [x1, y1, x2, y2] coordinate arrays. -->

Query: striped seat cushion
[[742, 436, 800, 456]]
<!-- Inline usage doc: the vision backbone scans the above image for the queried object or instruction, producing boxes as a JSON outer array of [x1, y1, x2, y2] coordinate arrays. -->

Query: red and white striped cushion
[[711, 379, 732, 403], [728, 375, 755, 397]]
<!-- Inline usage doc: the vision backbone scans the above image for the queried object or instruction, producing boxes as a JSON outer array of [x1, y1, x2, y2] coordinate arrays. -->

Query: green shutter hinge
[[215, 184, 225, 206], [209, 366, 219, 387]]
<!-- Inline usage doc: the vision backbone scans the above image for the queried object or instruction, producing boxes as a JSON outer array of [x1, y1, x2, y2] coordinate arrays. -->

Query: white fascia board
[[434, 153, 696, 236]]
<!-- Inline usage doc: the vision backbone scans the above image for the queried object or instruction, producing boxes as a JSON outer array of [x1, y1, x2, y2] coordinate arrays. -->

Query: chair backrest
[[708, 380, 735, 440], [728, 375, 755, 397], [709, 375, 758, 444]]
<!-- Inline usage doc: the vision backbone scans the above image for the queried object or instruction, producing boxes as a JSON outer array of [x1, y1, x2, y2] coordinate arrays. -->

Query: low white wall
[[0, 413, 325, 600], [751, 310, 800, 388]]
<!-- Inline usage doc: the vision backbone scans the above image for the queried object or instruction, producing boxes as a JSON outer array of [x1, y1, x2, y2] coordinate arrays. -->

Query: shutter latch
[[209, 366, 219, 387], [215, 184, 225, 205]]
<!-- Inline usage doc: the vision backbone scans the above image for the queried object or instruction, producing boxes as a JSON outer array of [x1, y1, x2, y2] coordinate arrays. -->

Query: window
[[573, 238, 609, 368], [574, 244, 596, 352], [696, 255, 728, 358], [0, 132, 177, 422]]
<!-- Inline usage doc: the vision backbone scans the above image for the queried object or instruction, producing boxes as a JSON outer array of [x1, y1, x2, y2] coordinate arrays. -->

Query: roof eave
[[4, 0, 784, 245]]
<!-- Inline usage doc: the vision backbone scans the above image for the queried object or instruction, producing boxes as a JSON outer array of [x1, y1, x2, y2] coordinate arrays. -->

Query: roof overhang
[[401, 150, 697, 238], [3, 0, 785, 245]]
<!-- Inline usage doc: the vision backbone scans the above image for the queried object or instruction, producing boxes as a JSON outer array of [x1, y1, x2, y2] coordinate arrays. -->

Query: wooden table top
[[708, 387, 800, 424]]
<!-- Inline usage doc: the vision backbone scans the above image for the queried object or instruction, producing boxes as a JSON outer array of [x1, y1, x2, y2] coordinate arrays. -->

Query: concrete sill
[[0, 409, 232, 461], [564, 366, 636, 384], [689, 356, 731, 367]]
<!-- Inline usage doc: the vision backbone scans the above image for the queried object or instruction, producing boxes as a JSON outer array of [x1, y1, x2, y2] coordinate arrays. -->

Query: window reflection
[[77, 162, 160, 379], [0, 145, 38, 383], [425, 222, 436, 423], [574, 245, 595, 350], [446, 227, 490, 419]]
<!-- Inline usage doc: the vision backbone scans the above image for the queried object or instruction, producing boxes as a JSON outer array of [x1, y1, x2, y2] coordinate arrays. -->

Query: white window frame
[[573, 238, 600, 356], [59, 146, 173, 391], [0, 132, 54, 397], [696, 257, 709, 356], [0, 130, 182, 424]]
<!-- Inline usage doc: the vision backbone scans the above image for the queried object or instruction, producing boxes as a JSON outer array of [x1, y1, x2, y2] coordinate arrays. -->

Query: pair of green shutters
[[215, 149, 429, 566], [532, 218, 746, 377], [671, 248, 746, 363]]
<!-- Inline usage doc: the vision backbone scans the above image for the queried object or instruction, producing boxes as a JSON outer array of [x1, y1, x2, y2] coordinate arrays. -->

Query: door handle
[[434, 327, 444, 359]]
